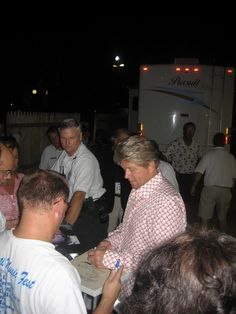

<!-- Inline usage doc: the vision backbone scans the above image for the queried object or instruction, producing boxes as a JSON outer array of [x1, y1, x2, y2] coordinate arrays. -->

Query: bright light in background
[[142, 66, 149, 72], [113, 55, 125, 68], [32, 89, 37, 95], [172, 113, 177, 126]]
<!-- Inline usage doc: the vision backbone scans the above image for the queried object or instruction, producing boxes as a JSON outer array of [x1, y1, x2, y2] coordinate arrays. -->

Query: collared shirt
[[52, 143, 105, 201], [39, 144, 62, 170], [164, 137, 202, 174], [103, 172, 186, 299], [194, 146, 236, 187]]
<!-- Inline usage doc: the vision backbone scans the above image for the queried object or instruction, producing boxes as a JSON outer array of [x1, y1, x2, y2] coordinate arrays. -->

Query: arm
[[65, 191, 85, 225], [65, 156, 98, 225], [190, 172, 203, 196], [88, 234, 133, 271], [93, 266, 123, 314], [87, 240, 112, 268]]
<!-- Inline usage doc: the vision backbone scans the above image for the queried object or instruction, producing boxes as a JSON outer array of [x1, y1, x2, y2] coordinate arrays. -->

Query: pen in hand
[[114, 259, 121, 272]]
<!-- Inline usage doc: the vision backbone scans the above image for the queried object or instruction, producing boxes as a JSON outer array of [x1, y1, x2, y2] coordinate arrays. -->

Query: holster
[[81, 195, 109, 224]]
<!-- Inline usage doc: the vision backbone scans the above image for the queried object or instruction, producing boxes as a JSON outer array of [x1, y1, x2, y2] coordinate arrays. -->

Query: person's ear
[[148, 160, 157, 173], [53, 198, 64, 220]]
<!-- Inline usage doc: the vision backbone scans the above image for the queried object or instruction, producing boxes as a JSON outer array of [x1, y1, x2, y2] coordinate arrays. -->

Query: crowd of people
[[0, 119, 236, 313]]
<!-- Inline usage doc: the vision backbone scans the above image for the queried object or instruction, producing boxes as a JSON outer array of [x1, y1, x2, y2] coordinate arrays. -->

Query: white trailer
[[133, 61, 235, 152]]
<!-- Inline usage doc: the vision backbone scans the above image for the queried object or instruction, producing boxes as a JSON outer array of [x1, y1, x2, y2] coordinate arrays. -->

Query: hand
[[103, 265, 123, 300], [97, 240, 112, 250], [87, 246, 107, 269], [94, 266, 123, 314]]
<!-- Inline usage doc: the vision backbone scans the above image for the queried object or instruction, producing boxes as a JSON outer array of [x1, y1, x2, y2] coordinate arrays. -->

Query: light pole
[[113, 55, 125, 69]]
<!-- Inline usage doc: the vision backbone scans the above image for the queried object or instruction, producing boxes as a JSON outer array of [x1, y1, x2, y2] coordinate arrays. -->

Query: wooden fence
[[6, 111, 80, 172]]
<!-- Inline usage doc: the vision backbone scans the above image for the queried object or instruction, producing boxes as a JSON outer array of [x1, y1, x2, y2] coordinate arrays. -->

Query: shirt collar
[[131, 172, 162, 201]]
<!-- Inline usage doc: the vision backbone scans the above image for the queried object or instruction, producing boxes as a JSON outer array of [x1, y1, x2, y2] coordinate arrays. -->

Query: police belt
[[81, 195, 105, 213], [81, 194, 109, 223]]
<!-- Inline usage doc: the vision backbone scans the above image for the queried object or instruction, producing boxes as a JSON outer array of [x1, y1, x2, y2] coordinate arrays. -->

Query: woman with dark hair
[[121, 227, 236, 314]]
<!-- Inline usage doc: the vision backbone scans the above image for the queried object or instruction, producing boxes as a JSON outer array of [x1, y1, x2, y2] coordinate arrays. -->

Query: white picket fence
[[6, 111, 80, 172]]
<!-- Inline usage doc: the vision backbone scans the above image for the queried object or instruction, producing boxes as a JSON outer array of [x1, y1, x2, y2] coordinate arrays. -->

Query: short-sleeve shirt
[[39, 144, 62, 170], [164, 138, 202, 174], [0, 230, 87, 313], [52, 143, 105, 201], [194, 147, 236, 187]]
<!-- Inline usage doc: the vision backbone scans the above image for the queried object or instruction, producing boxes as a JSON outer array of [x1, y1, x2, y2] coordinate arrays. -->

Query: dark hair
[[149, 139, 167, 161], [183, 121, 196, 132], [17, 170, 69, 212], [213, 132, 225, 147], [0, 136, 20, 153], [46, 125, 60, 136], [121, 227, 236, 314], [113, 128, 131, 140]]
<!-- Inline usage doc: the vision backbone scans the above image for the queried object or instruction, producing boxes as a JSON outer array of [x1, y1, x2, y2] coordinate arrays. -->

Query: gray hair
[[58, 118, 81, 135], [114, 135, 159, 167]]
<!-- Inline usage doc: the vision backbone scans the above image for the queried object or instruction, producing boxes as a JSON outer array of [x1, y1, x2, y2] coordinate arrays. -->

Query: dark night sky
[[2, 19, 236, 117]]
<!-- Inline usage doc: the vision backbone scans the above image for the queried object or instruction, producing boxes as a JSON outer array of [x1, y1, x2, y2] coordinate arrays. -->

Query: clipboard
[[71, 251, 131, 297]]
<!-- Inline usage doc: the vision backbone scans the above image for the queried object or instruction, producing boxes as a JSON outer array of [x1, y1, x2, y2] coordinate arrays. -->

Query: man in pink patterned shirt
[[88, 135, 186, 300]]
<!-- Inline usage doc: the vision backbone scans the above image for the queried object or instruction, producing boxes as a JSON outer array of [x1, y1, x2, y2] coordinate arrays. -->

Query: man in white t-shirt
[[0, 170, 122, 314], [39, 125, 62, 170]]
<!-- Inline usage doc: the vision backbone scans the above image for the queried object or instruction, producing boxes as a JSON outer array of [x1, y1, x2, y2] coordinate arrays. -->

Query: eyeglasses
[[0, 169, 15, 177]]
